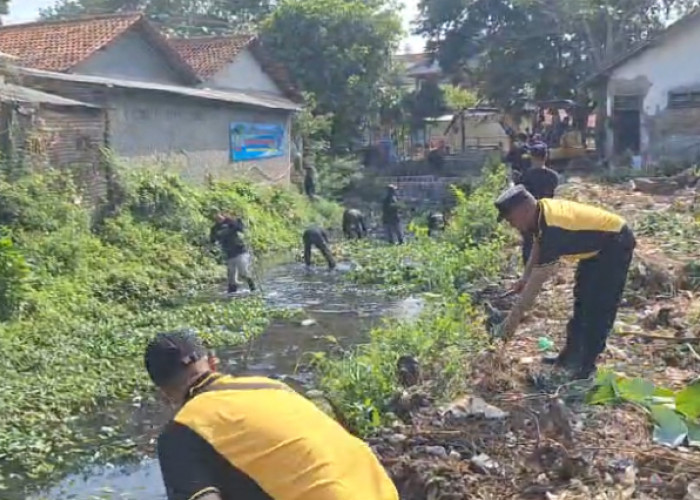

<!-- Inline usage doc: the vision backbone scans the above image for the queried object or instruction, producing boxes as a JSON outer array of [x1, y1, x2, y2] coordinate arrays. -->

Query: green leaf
[[586, 371, 619, 405], [651, 405, 688, 448], [675, 381, 700, 420], [618, 377, 655, 405], [687, 420, 700, 448]]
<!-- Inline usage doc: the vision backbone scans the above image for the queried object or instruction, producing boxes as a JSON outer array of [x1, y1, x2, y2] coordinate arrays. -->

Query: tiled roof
[[170, 35, 255, 78], [0, 13, 143, 72], [18, 66, 300, 111]]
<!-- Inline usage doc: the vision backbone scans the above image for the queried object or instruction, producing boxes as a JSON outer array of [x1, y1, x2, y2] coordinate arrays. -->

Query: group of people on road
[[146, 136, 636, 499]]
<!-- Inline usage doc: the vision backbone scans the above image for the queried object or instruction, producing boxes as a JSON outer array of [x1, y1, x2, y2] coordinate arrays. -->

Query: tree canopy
[[261, 0, 402, 150], [416, 0, 700, 111]]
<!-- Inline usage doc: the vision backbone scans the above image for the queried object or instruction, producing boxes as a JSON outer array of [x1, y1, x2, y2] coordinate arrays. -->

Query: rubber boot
[[247, 279, 256, 292], [227, 283, 238, 294]]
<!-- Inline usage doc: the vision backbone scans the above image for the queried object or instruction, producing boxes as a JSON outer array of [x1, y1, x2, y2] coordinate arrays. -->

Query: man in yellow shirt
[[145, 331, 398, 500], [493, 185, 636, 379]]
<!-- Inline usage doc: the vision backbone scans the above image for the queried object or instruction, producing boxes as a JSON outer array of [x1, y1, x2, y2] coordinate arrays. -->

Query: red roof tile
[[0, 13, 144, 71], [170, 35, 255, 79]]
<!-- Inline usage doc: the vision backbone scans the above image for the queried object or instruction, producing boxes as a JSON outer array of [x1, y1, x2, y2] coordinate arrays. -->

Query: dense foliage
[[317, 165, 512, 433], [261, 0, 402, 150], [0, 167, 340, 489], [416, 0, 700, 110]]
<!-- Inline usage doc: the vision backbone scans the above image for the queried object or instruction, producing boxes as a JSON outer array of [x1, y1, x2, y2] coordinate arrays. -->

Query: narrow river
[[29, 261, 419, 500]]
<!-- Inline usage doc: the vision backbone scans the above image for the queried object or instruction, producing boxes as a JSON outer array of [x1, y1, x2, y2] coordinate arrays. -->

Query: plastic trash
[[537, 336, 555, 351]]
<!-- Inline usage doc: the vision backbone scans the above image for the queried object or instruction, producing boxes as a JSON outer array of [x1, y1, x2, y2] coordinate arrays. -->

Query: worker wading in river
[[493, 185, 636, 380], [427, 211, 446, 237], [342, 208, 367, 239], [303, 226, 336, 270], [145, 331, 399, 500], [209, 213, 256, 294], [516, 142, 559, 265], [382, 184, 403, 245]]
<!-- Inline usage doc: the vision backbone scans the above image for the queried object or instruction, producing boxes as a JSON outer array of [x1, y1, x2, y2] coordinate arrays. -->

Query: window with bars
[[668, 91, 700, 109]]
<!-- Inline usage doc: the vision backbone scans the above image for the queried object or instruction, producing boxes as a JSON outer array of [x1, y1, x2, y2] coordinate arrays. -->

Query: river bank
[[321, 172, 700, 499], [0, 169, 341, 494]]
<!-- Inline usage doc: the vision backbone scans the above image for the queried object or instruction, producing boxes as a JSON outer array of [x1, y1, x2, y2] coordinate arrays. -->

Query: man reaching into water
[[145, 331, 398, 500]]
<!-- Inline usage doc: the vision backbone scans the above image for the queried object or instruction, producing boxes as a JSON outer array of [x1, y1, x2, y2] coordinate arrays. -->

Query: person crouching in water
[[342, 208, 367, 239], [382, 184, 403, 244], [518, 143, 559, 265], [303, 226, 336, 270], [210, 212, 256, 294]]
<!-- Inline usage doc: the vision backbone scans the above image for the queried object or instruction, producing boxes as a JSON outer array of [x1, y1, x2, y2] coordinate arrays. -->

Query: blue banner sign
[[230, 122, 285, 162]]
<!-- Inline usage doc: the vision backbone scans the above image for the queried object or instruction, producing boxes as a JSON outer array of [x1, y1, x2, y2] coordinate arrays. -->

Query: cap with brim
[[495, 184, 533, 222], [144, 330, 207, 387]]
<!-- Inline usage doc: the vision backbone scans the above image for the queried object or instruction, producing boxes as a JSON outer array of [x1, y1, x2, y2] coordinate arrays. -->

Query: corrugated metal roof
[[18, 67, 299, 111], [0, 82, 100, 108]]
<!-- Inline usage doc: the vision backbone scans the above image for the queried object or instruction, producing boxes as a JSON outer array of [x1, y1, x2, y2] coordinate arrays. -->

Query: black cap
[[495, 185, 535, 221], [144, 331, 207, 387]]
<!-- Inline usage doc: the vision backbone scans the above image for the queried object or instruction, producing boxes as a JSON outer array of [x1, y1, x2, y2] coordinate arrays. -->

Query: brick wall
[[7, 102, 109, 203], [648, 106, 700, 161]]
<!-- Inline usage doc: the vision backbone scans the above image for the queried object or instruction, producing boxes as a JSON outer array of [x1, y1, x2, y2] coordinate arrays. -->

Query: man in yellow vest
[[145, 331, 398, 500], [493, 185, 636, 379]]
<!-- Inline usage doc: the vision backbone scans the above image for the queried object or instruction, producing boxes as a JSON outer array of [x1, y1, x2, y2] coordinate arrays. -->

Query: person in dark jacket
[[517, 143, 560, 265], [342, 209, 367, 239], [303, 227, 336, 270], [382, 185, 403, 245], [505, 133, 531, 183], [303, 162, 317, 200], [427, 212, 446, 237], [210, 213, 256, 294]]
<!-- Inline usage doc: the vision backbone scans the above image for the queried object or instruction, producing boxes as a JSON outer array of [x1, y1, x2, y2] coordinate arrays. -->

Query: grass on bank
[[317, 165, 513, 434], [0, 167, 340, 488]]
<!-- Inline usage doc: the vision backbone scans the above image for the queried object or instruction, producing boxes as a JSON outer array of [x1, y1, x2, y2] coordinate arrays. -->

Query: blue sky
[[4, 0, 425, 52]]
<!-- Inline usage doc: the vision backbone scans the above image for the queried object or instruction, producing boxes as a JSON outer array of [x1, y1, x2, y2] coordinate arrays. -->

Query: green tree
[[261, 0, 402, 150], [417, 0, 699, 110], [442, 85, 477, 111]]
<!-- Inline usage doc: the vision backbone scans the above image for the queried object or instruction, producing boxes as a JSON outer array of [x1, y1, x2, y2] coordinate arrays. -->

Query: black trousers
[[384, 222, 404, 244], [303, 232, 335, 269], [562, 226, 636, 372]]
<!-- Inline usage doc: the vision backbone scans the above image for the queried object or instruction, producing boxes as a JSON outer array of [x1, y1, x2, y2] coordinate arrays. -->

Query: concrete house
[[589, 10, 700, 164], [0, 14, 300, 185]]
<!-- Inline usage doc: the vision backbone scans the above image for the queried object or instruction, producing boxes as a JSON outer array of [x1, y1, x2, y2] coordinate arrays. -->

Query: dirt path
[[373, 179, 700, 499]]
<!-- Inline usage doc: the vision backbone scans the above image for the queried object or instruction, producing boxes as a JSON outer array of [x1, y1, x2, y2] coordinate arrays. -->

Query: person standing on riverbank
[[517, 143, 559, 265], [303, 161, 317, 200], [493, 186, 636, 380], [382, 184, 403, 244], [303, 226, 336, 270], [209, 213, 256, 294], [145, 331, 399, 500]]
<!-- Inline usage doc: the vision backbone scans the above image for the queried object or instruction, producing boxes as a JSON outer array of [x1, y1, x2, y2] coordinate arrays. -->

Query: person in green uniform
[[145, 331, 398, 500], [493, 185, 636, 379]]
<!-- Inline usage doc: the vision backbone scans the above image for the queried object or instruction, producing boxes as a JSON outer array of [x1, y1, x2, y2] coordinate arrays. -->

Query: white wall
[[74, 30, 186, 85], [606, 19, 700, 157], [205, 49, 282, 95]]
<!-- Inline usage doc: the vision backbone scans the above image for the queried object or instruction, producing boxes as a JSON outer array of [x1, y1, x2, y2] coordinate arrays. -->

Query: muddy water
[[31, 262, 412, 500]]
